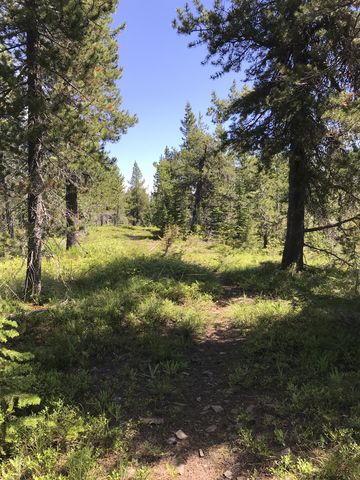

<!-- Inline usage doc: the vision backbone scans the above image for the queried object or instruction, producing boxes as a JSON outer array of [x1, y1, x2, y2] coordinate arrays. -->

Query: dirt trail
[[138, 300, 263, 480]]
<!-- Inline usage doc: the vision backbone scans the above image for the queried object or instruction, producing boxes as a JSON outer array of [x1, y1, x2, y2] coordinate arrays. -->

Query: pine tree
[[126, 162, 149, 226], [80, 159, 127, 226], [153, 106, 239, 239], [0, 0, 135, 296], [180, 101, 197, 147], [175, 0, 359, 270], [234, 154, 288, 248]]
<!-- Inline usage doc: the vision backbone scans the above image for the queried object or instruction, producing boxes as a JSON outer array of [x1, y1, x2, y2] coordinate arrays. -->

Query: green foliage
[[175, 0, 359, 269], [126, 162, 150, 226], [80, 161, 128, 226], [152, 104, 241, 239], [0, 226, 359, 478], [0, 0, 136, 294], [0, 316, 40, 455]]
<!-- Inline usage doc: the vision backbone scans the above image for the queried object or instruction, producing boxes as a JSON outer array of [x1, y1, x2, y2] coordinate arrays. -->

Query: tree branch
[[304, 243, 354, 268], [304, 214, 360, 233]]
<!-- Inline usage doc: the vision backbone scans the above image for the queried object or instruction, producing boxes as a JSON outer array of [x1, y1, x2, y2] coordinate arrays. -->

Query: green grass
[[0, 226, 359, 479]]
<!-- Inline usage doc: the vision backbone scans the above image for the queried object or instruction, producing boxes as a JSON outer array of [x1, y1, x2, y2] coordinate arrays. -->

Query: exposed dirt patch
[[128, 299, 271, 480]]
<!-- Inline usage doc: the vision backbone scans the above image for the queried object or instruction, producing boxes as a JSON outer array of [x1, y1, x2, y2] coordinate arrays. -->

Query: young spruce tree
[[126, 162, 149, 226]]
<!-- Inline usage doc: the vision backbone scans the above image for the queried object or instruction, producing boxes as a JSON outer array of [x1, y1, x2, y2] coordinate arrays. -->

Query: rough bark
[[66, 175, 79, 249], [24, 1, 44, 299], [281, 149, 306, 271]]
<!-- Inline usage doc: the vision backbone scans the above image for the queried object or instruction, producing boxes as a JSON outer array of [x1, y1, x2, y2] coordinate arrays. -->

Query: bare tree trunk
[[24, 2, 44, 299], [281, 149, 306, 271], [66, 175, 78, 249]]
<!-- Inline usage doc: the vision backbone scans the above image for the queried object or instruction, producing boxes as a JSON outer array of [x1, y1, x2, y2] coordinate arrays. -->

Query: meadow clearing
[[1, 226, 360, 479]]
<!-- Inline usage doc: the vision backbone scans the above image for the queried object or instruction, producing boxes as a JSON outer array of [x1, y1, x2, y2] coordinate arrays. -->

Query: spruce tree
[[153, 106, 239, 238], [126, 162, 149, 226], [80, 159, 127, 226]]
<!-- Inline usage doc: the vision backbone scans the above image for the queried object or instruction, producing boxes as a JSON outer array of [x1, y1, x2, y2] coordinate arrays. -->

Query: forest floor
[[1, 226, 360, 480]]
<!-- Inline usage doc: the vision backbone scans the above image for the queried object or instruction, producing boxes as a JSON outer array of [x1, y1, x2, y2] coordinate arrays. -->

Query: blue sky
[[107, 0, 238, 190]]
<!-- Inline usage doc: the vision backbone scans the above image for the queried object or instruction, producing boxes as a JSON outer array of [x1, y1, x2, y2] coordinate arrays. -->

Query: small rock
[[196, 396, 201, 402], [140, 417, 164, 425], [246, 404, 255, 413], [177, 464, 185, 475], [167, 436, 177, 445], [175, 429, 188, 440], [211, 405, 224, 413], [205, 424, 217, 433], [224, 470, 233, 479], [199, 449, 205, 457], [203, 370, 213, 376]]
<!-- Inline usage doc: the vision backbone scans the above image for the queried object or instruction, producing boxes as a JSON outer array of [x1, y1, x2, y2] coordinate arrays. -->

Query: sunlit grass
[[1, 226, 359, 479]]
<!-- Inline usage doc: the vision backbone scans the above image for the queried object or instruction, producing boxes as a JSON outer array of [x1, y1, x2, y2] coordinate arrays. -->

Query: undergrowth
[[0, 226, 359, 479]]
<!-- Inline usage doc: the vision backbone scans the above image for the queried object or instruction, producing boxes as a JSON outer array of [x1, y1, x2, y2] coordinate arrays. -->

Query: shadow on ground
[[15, 252, 360, 478]]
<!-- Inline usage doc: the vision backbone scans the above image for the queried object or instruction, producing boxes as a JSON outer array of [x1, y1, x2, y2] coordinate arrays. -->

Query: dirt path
[[135, 300, 265, 480]]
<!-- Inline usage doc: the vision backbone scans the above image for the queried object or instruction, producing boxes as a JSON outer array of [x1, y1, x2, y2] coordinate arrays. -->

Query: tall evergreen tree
[[175, 0, 359, 270], [0, 0, 135, 296], [126, 162, 149, 226], [153, 105, 239, 239], [80, 159, 127, 226]]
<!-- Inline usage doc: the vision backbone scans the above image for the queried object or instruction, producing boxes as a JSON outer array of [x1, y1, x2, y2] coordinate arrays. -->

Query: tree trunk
[[113, 207, 120, 226], [263, 232, 268, 249], [24, 2, 44, 299], [4, 195, 14, 239], [281, 150, 306, 271], [66, 175, 79, 249], [0, 155, 15, 239], [190, 147, 207, 233]]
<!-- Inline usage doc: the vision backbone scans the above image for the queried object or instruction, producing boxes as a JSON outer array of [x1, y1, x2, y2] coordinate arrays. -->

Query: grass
[[0, 225, 359, 479]]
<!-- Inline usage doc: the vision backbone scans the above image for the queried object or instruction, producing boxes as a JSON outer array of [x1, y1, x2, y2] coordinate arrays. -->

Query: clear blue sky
[[107, 0, 238, 190]]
